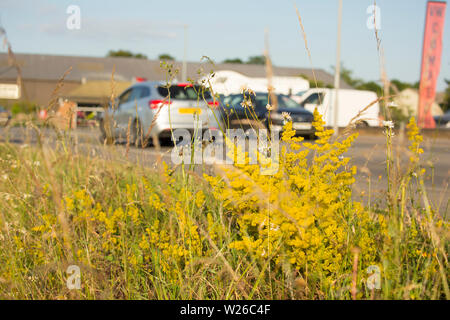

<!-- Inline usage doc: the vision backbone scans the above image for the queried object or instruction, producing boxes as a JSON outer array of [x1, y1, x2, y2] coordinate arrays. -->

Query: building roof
[[66, 80, 132, 104], [0, 53, 352, 88]]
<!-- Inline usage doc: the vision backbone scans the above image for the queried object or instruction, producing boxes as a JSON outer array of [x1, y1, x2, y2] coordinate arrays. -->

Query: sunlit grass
[[0, 113, 447, 300]]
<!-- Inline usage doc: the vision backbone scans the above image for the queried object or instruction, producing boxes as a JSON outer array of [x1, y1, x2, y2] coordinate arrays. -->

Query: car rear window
[[277, 95, 302, 109], [224, 93, 301, 111], [301, 92, 323, 106], [223, 94, 244, 107], [254, 94, 301, 110], [254, 95, 269, 110], [157, 85, 212, 100]]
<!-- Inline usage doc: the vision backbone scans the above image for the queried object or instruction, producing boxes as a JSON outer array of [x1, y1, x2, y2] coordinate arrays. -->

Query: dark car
[[221, 92, 315, 139], [434, 110, 450, 127]]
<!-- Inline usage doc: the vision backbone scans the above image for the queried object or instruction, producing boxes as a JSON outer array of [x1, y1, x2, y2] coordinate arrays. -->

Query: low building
[[0, 52, 349, 109]]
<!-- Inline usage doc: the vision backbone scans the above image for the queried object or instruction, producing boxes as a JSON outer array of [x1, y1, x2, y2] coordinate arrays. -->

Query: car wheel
[[309, 132, 317, 140], [356, 121, 369, 128]]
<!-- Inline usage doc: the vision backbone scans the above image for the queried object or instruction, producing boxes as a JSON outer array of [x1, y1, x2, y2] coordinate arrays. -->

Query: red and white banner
[[418, 1, 446, 128]]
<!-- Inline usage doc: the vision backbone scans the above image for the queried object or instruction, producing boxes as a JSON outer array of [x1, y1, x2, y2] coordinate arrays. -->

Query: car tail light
[[149, 100, 171, 109], [208, 101, 219, 108], [177, 83, 193, 87]]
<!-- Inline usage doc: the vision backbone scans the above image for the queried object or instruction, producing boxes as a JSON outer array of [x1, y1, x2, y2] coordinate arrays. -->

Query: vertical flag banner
[[418, 1, 447, 128]]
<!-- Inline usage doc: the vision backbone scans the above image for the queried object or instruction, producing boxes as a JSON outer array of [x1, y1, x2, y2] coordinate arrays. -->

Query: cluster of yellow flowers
[[2, 114, 447, 299], [205, 110, 376, 281], [63, 171, 215, 283], [406, 117, 424, 164], [138, 179, 217, 281]]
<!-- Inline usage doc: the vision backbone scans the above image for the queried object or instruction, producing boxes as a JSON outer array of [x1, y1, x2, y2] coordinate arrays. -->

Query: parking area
[[1, 125, 448, 214]]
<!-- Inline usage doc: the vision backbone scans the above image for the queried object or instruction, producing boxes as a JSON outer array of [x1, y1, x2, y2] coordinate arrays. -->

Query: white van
[[298, 88, 381, 127]]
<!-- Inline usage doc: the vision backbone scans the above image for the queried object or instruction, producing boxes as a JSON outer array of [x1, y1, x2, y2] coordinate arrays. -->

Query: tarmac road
[[1, 125, 449, 215]]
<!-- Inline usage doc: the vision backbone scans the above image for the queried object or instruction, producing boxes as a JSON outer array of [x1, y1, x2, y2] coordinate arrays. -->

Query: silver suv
[[100, 81, 223, 146]]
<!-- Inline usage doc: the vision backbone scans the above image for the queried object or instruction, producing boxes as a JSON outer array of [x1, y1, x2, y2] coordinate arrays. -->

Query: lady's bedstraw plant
[[0, 113, 447, 299], [205, 109, 376, 290], [383, 120, 395, 199], [377, 117, 449, 300]]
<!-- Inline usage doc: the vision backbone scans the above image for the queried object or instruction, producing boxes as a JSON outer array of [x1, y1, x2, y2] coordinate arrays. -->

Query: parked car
[[0, 106, 11, 126], [221, 92, 315, 139], [298, 88, 380, 127], [290, 90, 308, 104], [433, 110, 450, 128], [99, 81, 223, 146]]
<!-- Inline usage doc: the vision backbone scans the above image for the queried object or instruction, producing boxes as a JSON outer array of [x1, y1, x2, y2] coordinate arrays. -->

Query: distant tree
[[339, 66, 363, 87], [441, 79, 450, 112], [133, 53, 147, 59], [355, 81, 383, 96], [107, 50, 133, 57], [390, 79, 419, 93], [246, 55, 266, 65], [107, 50, 147, 59], [330, 64, 368, 87], [223, 58, 244, 64], [158, 53, 175, 61], [331, 64, 419, 97]]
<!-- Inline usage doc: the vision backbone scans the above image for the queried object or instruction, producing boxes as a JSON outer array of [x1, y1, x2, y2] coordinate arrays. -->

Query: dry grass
[[0, 5, 448, 300], [0, 112, 448, 300]]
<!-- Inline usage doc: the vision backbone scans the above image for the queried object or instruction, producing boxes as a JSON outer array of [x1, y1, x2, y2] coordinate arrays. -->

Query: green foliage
[[339, 65, 363, 87], [246, 55, 266, 65], [10, 101, 37, 115], [222, 55, 265, 65], [355, 81, 383, 96], [223, 58, 244, 64], [441, 79, 450, 112], [332, 64, 418, 97], [390, 79, 419, 93], [107, 50, 147, 59], [158, 53, 175, 61]]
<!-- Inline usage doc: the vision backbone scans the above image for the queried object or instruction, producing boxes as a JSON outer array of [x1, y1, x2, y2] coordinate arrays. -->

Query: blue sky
[[1, 0, 449, 90]]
